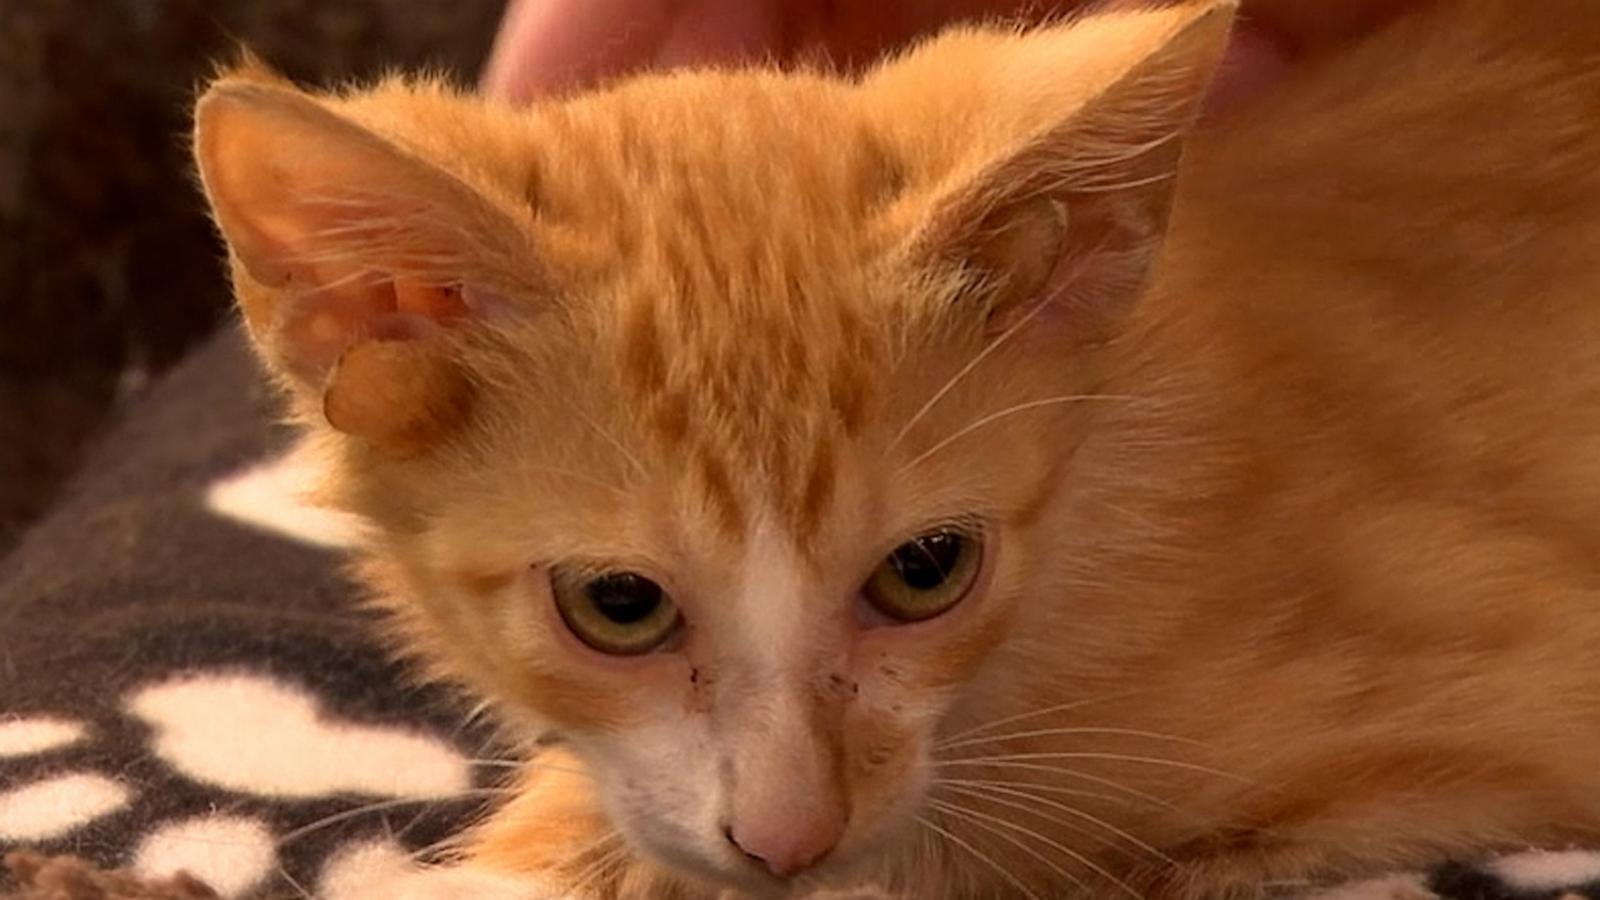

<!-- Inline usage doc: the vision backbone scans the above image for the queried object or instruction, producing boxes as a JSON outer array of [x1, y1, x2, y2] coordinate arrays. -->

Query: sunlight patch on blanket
[[205, 442, 365, 549]]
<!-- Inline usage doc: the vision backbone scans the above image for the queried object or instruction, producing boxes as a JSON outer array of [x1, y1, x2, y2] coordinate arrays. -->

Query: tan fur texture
[[193, 0, 1600, 897]]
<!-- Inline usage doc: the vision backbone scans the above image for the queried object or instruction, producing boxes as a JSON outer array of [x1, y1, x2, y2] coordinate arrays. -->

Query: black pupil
[[587, 573, 663, 625], [891, 531, 964, 591]]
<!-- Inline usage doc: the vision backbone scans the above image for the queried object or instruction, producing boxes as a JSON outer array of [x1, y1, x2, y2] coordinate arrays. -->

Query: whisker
[[938, 726, 1205, 753], [939, 694, 1150, 745], [572, 850, 623, 894], [898, 394, 1134, 475], [941, 752, 1250, 784], [935, 776, 1136, 809], [917, 813, 1043, 900], [480, 759, 592, 779], [564, 403, 646, 478], [459, 698, 497, 730], [932, 798, 1145, 900], [930, 799, 1096, 897], [889, 295, 1053, 452], [932, 760, 1192, 816], [273, 861, 315, 900], [937, 784, 1136, 861], [566, 832, 627, 891], [387, 790, 452, 851], [936, 781, 1175, 866], [276, 788, 513, 848], [524, 465, 631, 497], [469, 761, 525, 769], [407, 830, 464, 868]]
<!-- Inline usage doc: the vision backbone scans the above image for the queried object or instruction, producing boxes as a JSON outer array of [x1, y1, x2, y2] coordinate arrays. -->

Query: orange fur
[[193, 0, 1600, 897]]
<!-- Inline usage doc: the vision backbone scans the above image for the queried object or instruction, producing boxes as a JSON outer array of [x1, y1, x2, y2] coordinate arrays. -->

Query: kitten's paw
[[368, 866, 572, 900]]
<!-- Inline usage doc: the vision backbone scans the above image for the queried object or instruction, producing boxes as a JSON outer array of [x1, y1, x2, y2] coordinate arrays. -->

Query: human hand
[[482, 0, 1430, 114]]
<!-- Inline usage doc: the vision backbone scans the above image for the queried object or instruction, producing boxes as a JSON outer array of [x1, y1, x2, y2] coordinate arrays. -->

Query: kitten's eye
[[863, 527, 983, 623], [552, 569, 681, 655]]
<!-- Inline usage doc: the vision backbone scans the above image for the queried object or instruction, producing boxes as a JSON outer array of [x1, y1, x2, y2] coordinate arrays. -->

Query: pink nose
[[725, 809, 846, 878]]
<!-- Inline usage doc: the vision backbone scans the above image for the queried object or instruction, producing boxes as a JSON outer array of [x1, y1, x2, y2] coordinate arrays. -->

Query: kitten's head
[[195, 2, 1231, 893]]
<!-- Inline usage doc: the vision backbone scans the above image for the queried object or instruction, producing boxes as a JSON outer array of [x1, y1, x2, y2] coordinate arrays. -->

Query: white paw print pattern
[[0, 446, 494, 897], [0, 716, 87, 758], [1488, 849, 1600, 892], [133, 815, 277, 897], [0, 770, 130, 843], [0, 671, 478, 897], [127, 672, 471, 800], [0, 715, 129, 843], [318, 839, 422, 900]]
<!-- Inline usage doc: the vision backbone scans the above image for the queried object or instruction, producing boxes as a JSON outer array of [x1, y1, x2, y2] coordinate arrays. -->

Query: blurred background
[[0, 0, 510, 553]]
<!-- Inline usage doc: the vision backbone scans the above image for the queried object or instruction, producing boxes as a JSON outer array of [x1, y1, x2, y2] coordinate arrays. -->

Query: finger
[[1204, 0, 1429, 116], [1246, 0, 1427, 52], [481, 0, 676, 100], [483, 0, 1055, 101], [649, 1, 783, 72], [482, 0, 1427, 108], [779, 0, 1057, 73], [1202, 17, 1297, 117]]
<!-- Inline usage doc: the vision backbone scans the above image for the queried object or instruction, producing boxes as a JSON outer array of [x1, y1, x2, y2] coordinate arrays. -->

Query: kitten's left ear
[[880, 1, 1236, 331]]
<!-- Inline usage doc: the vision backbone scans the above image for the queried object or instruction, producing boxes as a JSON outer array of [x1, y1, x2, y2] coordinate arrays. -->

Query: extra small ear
[[193, 73, 534, 452], [885, 1, 1236, 331]]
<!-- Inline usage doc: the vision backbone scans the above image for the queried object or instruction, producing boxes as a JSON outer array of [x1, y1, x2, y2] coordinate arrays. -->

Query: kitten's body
[[191, 1, 1600, 898], [1024, 4, 1600, 887]]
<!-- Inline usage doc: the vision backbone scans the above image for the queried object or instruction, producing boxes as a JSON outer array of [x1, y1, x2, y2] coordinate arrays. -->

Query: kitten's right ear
[[194, 74, 536, 452]]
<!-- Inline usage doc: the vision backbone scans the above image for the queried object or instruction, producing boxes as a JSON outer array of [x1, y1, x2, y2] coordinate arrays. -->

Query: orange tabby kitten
[[191, 0, 1600, 897]]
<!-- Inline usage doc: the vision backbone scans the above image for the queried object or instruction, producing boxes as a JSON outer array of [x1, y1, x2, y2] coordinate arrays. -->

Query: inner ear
[[272, 274, 473, 384], [965, 197, 1069, 330]]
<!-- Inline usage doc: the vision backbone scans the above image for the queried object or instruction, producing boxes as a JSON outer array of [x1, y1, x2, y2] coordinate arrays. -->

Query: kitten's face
[[195, 4, 1231, 893], [393, 242, 1079, 890]]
